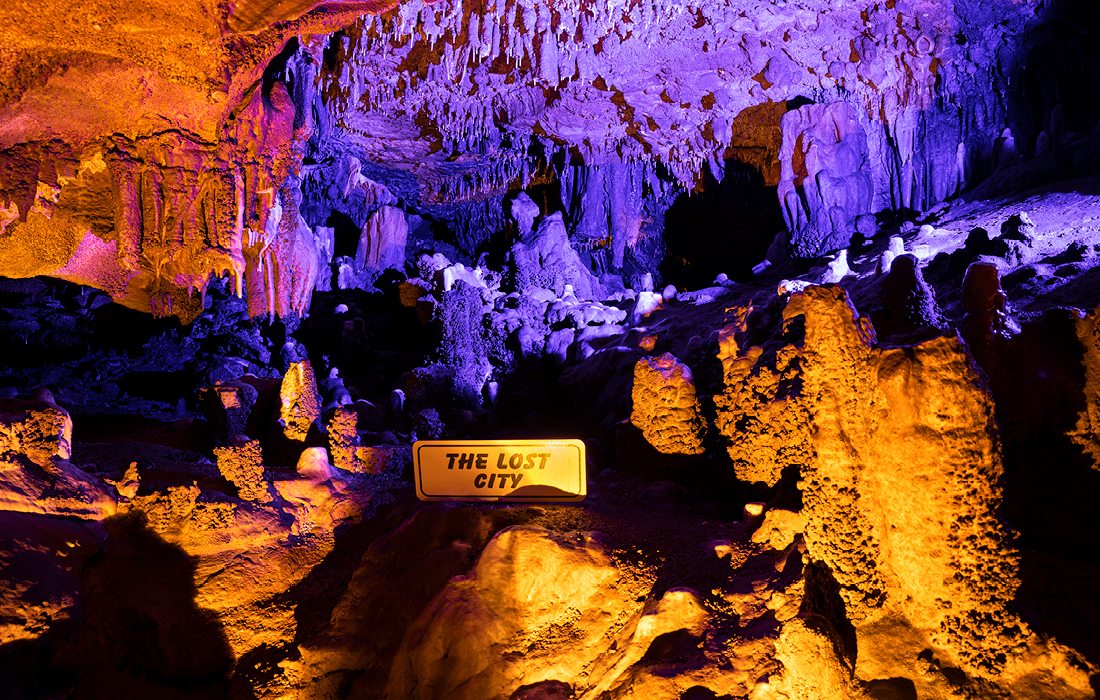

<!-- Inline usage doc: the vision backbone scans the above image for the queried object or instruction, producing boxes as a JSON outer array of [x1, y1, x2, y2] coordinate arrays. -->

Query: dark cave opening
[[660, 159, 785, 290], [327, 210, 362, 259]]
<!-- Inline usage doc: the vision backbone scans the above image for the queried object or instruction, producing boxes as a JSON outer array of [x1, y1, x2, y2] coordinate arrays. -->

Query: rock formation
[[631, 353, 706, 456], [1, 0, 1099, 697], [280, 359, 322, 441]]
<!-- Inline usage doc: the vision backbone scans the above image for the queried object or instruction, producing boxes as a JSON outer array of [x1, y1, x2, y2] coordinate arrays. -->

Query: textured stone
[[280, 360, 322, 442], [794, 285, 1022, 675], [0, 399, 116, 519], [385, 525, 656, 699], [356, 204, 408, 274], [212, 439, 272, 504], [511, 213, 601, 300], [778, 103, 874, 257], [630, 353, 705, 456], [714, 301, 814, 487]]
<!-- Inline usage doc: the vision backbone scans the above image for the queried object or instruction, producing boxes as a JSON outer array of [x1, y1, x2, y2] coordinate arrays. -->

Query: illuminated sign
[[413, 439, 586, 502]]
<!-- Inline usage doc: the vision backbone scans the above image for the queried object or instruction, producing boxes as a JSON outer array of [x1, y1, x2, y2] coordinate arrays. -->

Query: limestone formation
[[630, 353, 705, 456], [385, 526, 657, 699], [0, 0, 1097, 697], [767, 615, 868, 700], [871, 254, 948, 340], [280, 360, 322, 441], [199, 381, 259, 442], [0, 398, 115, 519], [213, 439, 272, 504], [794, 285, 1023, 676], [511, 213, 601, 300], [713, 301, 814, 487], [356, 205, 409, 274], [778, 103, 874, 258], [328, 406, 364, 473], [959, 261, 1016, 370]]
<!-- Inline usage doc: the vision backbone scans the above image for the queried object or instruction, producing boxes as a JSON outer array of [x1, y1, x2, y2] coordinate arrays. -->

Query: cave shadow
[[11, 512, 239, 699], [979, 310, 1100, 664], [660, 158, 785, 291], [327, 210, 362, 259], [295, 287, 434, 407]]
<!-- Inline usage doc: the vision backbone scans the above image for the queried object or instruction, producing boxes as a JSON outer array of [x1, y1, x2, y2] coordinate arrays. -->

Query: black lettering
[[457, 453, 476, 469], [473, 473, 487, 488], [446, 453, 459, 469], [509, 473, 523, 489], [475, 453, 488, 469]]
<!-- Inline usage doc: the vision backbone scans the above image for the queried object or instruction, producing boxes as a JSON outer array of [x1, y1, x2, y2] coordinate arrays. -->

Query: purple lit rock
[[778, 103, 873, 258]]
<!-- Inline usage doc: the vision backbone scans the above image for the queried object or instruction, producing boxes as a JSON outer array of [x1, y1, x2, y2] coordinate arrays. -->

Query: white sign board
[[413, 439, 586, 502]]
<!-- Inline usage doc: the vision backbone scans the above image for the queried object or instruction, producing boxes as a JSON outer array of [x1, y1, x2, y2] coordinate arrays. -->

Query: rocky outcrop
[[630, 353, 705, 456], [511, 213, 601, 300], [385, 525, 661, 699], [280, 360, 322, 441], [714, 285, 1092, 694], [356, 204, 409, 274], [212, 439, 272, 504], [0, 80, 325, 321], [792, 285, 1058, 683], [0, 397, 116, 519], [714, 300, 814, 487]]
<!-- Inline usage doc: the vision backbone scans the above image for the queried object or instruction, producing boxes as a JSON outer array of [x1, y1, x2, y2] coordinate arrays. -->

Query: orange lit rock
[[751, 508, 805, 551], [327, 405, 406, 474], [327, 405, 363, 471], [274, 447, 364, 536], [0, 77, 325, 322], [280, 360, 322, 442], [385, 525, 655, 699], [792, 285, 1076, 687], [0, 398, 116, 519], [763, 614, 868, 700], [212, 439, 272, 503], [714, 301, 814, 486], [631, 352, 706, 455]]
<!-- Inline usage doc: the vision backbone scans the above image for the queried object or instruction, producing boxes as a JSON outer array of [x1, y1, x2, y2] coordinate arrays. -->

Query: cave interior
[[2, 0, 1100, 698]]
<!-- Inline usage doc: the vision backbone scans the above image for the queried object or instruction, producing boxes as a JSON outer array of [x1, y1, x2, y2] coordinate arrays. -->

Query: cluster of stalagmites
[[4, 248, 1099, 697]]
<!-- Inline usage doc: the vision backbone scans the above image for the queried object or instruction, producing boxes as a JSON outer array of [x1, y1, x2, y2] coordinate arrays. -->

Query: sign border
[[413, 439, 587, 502]]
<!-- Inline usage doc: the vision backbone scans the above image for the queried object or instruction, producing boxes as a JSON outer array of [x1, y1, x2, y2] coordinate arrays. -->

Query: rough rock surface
[[630, 353, 706, 456], [794, 285, 1087, 693], [0, 0, 1049, 312], [0, 398, 115, 518], [212, 439, 272, 504], [280, 359, 322, 441], [382, 523, 738, 700], [778, 103, 875, 257], [714, 300, 814, 486]]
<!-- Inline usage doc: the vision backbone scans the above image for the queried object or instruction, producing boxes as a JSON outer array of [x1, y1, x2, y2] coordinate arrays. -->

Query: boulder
[[630, 353, 706, 456]]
